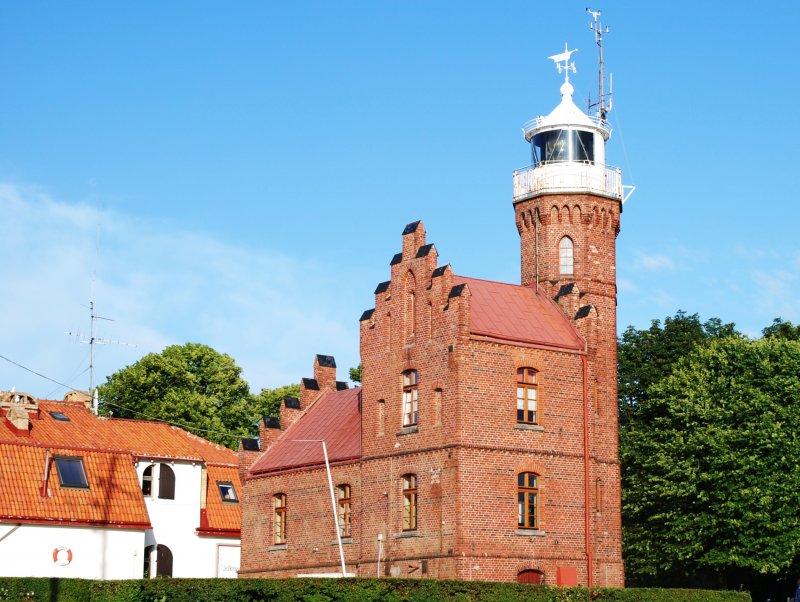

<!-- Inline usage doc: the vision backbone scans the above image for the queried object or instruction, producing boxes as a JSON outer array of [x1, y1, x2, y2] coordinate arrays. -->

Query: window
[[142, 464, 154, 496], [402, 474, 418, 531], [48, 411, 70, 422], [559, 237, 574, 276], [274, 494, 286, 544], [337, 484, 351, 537], [218, 481, 238, 503], [158, 464, 175, 500], [402, 370, 419, 427], [377, 399, 385, 436], [517, 473, 539, 529], [516, 368, 539, 424], [54, 456, 88, 489]]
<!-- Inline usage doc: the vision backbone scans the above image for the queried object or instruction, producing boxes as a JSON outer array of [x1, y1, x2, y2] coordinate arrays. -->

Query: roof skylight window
[[217, 481, 238, 503], [48, 411, 70, 422], [54, 456, 89, 489]]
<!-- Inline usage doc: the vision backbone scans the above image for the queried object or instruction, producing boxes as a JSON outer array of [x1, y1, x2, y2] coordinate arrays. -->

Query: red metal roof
[[453, 275, 585, 351], [248, 387, 361, 477]]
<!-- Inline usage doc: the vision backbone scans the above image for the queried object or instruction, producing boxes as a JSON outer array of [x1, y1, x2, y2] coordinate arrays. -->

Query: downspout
[[40, 448, 52, 497], [582, 355, 593, 587]]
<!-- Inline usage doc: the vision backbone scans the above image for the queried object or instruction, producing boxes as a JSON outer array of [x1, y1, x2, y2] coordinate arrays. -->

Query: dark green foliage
[[253, 383, 301, 419], [762, 318, 800, 341], [0, 577, 752, 601], [349, 363, 362, 384], [622, 336, 800, 589], [98, 343, 255, 449], [618, 311, 739, 429]]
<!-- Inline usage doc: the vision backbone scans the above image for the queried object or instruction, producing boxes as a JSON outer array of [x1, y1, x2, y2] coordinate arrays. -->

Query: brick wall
[[241, 208, 623, 585]]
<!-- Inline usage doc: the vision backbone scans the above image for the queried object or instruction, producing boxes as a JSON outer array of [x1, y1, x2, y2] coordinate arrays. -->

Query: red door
[[517, 569, 544, 584]]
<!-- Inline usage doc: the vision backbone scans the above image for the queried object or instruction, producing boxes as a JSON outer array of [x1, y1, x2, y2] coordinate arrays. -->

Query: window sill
[[394, 530, 420, 539], [515, 529, 545, 537], [268, 544, 288, 551], [396, 425, 419, 436], [514, 423, 544, 432], [330, 537, 353, 545]]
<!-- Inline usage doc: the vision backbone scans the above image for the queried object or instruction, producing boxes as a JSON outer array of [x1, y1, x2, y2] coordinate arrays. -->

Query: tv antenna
[[66, 278, 135, 398], [586, 7, 612, 121]]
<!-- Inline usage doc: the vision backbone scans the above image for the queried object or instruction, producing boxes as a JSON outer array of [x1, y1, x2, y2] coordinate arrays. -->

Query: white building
[[0, 390, 242, 579]]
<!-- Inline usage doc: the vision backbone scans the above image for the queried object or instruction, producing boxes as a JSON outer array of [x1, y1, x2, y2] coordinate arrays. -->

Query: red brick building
[[240, 60, 626, 587]]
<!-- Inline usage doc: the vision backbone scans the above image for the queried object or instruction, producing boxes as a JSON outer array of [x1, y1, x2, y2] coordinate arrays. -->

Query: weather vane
[[548, 43, 577, 82]]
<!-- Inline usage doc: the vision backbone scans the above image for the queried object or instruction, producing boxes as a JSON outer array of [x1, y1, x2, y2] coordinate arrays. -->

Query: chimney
[[1, 390, 38, 435], [63, 390, 93, 409], [314, 354, 337, 392]]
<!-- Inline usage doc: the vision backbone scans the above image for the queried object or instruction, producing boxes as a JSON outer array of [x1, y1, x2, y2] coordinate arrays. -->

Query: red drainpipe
[[582, 354, 593, 587]]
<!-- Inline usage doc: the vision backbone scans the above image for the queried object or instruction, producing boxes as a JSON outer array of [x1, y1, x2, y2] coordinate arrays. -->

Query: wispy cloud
[[0, 183, 364, 397], [634, 251, 675, 272]]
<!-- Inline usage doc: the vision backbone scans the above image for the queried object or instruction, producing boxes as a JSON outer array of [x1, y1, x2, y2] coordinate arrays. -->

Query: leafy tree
[[98, 343, 255, 448], [762, 317, 800, 341], [618, 311, 739, 429], [349, 363, 362, 384], [252, 383, 300, 419], [622, 336, 800, 590]]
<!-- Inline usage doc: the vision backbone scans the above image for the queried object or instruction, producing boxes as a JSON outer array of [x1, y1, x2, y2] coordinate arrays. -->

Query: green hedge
[[0, 578, 752, 602]]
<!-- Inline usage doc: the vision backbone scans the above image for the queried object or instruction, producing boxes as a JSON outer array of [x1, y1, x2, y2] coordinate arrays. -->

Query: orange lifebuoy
[[53, 547, 72, 566]]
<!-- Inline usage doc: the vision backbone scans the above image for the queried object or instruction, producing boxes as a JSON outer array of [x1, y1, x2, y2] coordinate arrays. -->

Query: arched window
[[402, 474, 418, 531], [559, 237, 574, 276], [516, 368, 539, 424], [158, 464, 175, 500], [141, 464, 154, 496], [337, 484, 351, 537], [274, 493, 286, 544], [518, 472, 539, 529], [402, 370, 419, 427]]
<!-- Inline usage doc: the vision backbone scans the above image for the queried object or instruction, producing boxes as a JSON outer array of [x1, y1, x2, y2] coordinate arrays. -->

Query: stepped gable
[[453, 275, 585, 351], [248, 387, 361, 476], [0, 442, 150, 528]]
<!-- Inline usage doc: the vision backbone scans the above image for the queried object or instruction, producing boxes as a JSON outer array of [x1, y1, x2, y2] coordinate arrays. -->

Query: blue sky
[[2, 2, 798, 397]]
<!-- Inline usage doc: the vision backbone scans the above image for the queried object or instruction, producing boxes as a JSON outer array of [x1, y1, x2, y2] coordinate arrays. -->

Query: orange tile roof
[[200, 464, 242, 536], [0, 400, 239, 532], [248, 387, 361, 477], [1, 401, 238, 465], [454, 275, 585, 352], [0, 442, 150, 528]]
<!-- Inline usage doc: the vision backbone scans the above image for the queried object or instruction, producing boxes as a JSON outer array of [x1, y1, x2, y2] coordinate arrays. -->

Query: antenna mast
[[587, 8, 612, 121], [66, 278, 134, 400]]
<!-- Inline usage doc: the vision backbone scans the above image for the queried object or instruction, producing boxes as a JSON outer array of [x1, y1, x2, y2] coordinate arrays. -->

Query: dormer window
[[559, 237, 574, 276], [54, 456, 88, 489]]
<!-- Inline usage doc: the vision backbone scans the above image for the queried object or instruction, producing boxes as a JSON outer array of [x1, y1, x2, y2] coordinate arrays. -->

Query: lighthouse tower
[[513, 25, 627, 587]]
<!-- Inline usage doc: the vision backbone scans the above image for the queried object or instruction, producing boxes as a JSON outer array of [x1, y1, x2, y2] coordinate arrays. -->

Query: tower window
[[516, 368, 539, 424], [402, 370, 419, 427], [517, 472, 539, 529], [559, 237, 574, 276]]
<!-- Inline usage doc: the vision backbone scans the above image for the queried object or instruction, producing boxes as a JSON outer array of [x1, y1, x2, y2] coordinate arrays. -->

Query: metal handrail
[[512, 163, 623, 201], [521, 115, 612, 138]]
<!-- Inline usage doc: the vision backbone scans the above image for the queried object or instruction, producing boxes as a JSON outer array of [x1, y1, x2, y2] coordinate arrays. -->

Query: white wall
[[136, 461, 240, 578], [0, 523, 144, 579]]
